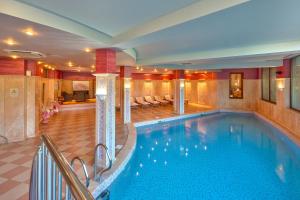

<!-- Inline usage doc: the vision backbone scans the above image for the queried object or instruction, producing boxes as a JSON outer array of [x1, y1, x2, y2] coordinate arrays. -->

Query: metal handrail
[[71, 156, 91, 188], [0, 135, 8, 144], [29, 134, 94, 200], [94, 143, 112, 180]]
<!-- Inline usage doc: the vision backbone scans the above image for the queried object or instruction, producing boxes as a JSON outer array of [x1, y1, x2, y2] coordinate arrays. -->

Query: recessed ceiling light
[[3, 38, 18, 46], [153, 68, 158, 73], [140, 68, 144, 71], [164, 68, 168, 72], [91, 65, 95, 69], [44, 64, 48, 67], [11, 55, 18, 59], [37, 61, 43, 65], [185, 70, 189, 73], [68, 61, 73, 67], [22, 28, 38, 36], [136, 66, 139, 70], [84, 48, 91, 52]]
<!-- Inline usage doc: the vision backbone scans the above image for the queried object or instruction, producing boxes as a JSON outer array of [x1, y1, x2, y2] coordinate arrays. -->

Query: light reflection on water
[[108, 113, 300, 200]]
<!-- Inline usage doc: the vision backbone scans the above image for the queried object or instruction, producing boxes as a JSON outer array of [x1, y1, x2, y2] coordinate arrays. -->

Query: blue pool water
[[108, 113, 300, 199]]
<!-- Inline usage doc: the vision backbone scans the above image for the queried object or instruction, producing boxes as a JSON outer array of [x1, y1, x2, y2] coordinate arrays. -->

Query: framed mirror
[[229, 72, 243, 99]]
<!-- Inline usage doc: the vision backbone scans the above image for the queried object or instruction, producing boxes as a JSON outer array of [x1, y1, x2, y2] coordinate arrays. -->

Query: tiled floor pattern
[[0, 104, 211, 199]]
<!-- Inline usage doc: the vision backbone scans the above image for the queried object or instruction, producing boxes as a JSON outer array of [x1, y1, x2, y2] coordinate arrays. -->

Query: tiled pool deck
[[0, 104, 211, 200]]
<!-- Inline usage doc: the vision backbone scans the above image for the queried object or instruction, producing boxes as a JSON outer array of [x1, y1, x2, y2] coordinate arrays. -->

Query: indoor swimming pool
[[108, 113, 300, 199]]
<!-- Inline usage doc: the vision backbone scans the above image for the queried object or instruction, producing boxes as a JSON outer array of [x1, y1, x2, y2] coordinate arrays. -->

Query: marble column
[[94, 49, 117, 167], [173, 70, 185, 114], [120, 66, 132, 124]]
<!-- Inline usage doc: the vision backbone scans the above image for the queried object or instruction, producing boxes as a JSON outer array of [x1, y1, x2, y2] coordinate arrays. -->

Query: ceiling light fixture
[[68, 61, 73, 67], [3, 38, 18, 46], [164, 68, 168, 72], [11, 55, 18, 59], [84, 48, 91, 53], [153, 68, 158, 73], [37, 61, 43, 65], [140, 67, 144, 71], [22, 28, 38, 36], [136, 66, 139, 70], [91, 65, 95, 69]]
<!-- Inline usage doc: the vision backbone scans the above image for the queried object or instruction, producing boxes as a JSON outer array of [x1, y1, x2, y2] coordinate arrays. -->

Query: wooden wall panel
[[4, 76, 25, 142], [0, 77, 4, 138], [25, 77, 36, 138]]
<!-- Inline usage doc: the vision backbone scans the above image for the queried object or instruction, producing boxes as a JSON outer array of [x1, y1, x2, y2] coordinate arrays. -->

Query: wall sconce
[[95, 77, 107, 99], [96, 87, 107, 96], [276, 78, 285, 91], [180, 81, 185, 88], [124, 78, 131, 89]]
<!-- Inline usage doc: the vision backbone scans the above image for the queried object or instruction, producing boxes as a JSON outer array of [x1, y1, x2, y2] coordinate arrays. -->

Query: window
[[291, 56, 300, 111], [261, 68, 277, 103], [229, 73, 243, 99]]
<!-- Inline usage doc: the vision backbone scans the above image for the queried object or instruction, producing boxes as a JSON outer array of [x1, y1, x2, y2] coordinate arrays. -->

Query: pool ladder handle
[[70, 156, 91, 188], [94, 143, 113, 180]]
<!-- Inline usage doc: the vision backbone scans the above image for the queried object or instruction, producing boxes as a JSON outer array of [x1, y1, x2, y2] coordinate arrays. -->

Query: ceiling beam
[[137, 40, 300, 65], [112, 0, 250, 44], [185, 60, 283, 69]]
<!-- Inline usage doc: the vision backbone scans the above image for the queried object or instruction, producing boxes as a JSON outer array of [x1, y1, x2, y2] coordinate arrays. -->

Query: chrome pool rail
[[0, 135, 8, 144], [94, 143, 112, 180], [71, 156, 90, 188], [29, 134, 94, 200]]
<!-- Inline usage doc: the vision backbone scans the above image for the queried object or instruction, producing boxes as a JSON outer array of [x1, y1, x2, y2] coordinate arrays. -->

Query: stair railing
[[29, 134, 94, 200]]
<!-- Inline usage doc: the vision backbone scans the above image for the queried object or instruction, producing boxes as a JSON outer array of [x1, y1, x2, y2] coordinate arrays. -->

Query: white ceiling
[[0, 13, 134, 72], [1, 0, 300, 71], [16, 0, 199, 36]]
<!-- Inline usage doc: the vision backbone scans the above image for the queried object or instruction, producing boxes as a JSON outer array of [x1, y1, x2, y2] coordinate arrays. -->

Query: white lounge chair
[[164, 95, 174, 103], [135, 97, 151, 107], [154, 96, 169, 104], [144, 96, 160, 106], [130, 97, 139, 108]]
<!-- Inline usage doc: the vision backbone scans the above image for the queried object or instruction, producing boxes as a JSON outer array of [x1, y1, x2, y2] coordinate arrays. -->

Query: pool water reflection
[[108, 113, 300, 200]]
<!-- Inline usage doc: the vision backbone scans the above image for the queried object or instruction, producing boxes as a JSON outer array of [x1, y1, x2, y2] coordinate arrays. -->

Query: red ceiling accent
[[95, 49, 116, 73], [24, 60, 38, 76], [62, 71, 95, 80], [120, 66, 132, 78], [216, 68, 259, 79], [173, 70, 185, 79], [276, 59, 291, 78], [0, 57, 25, 75]]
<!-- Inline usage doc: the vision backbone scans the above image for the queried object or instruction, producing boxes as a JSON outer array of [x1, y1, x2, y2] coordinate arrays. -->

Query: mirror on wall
[[229, 72, 243, 99]]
